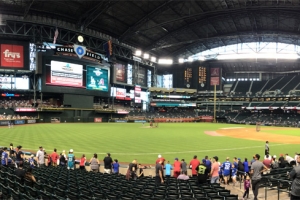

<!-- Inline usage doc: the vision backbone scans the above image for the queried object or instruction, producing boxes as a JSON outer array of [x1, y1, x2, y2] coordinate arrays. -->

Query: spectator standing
[[289, 155, 300, 199], [263, 154, 272, 168], [90, 153, 100, 172], [15, 145, 24, 166], [112, 159, 120, 174], [231, 164, 237, 186], [286, 154, 296, 166], [233, 157, 238, 169], [67, 149, 75, 170], [250, 155, 256, 165], [243, 158, 250, 178], [196, 161, 209, 184], [51, 149, 59, 166], [29, 154, 35, 168], [181, 159, 187, 174], [126, 159, 137, 180], [204, 156, 211, 172], [210, 156, 219, 183], [9, 143, 14, 156], [165, 161, 172, 178], [79, 154, 86, 170], [237, 158, 244, 181], [279, 154, 286, 168], [155, 160, 164, 184], [271, 155, 279, 169], [103, 153, 113, 173], [243, 176, 251, 200], [36, 146, 45, 167], [221, 157, 231, 185], [59, 153, 66, 167], [190, 155, 200, 177], [250, 154, 269, 200], [156, 154, 166, 175], [173, 158, 181, 178], [1, 147, 9, 167], [265, 141, 269, 155]]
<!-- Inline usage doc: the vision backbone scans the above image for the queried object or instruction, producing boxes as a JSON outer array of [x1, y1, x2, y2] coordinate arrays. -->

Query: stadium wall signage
[[115, 120, 127, 123], [94, 118, 102, 123], [15, 107, 37, 112], [14, 120, 25, 125], [55, 45, 102, 63], [0, 121, 9, 126], [27, 119, 36, 124], [134, 120, 147, 123], [1, 44, 24, 68]]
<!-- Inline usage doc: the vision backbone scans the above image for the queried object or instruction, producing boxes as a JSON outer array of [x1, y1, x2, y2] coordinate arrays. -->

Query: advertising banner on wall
[[15, 108, 37, 112], [0, 77, 29, 90], [0, 121, 9, 126], [138, 67, 146, 86], [1, 44, 24, 68], [27, 119, 36, 124], [210, 77, 220, 86], [114, 63, 125, 82], [14, 120, 25, 125], [49, 61, 83, 87], [134, 85, 141, 103], [51, 117, 60, 123], [94, 118, 102, 123], [86, 66, 109, 92]]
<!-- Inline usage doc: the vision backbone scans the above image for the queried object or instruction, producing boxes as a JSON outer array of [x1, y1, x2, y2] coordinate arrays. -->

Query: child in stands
[[243, 175, 251, 200]]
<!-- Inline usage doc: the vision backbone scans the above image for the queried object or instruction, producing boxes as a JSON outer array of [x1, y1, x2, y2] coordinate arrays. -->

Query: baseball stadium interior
[[0, 0, 300, 200]]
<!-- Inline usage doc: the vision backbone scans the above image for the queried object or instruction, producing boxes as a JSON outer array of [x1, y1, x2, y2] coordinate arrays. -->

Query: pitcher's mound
[[204, 131, 224, 136]]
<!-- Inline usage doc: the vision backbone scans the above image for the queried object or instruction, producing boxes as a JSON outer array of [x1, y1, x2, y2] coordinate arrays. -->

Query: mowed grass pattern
[[0, 123, 298, 164]]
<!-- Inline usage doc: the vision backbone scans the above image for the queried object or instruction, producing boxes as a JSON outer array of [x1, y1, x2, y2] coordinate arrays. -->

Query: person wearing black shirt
[[103, 153, 113, 173], [15, 162, 26, 184], [196, 162, 210, 185], [15, 145, 24, 165], [155, 160, 164, 185]]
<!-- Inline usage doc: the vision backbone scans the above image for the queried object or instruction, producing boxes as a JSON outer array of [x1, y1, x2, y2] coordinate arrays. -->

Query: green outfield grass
[[0, 123, 298, 164]]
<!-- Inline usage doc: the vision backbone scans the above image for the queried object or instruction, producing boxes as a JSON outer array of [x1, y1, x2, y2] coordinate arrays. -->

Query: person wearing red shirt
[[190, 155, 200, 177], [173, 158, 181, 178], [156, 154, 165, 176], [50, 148, 59, 167]]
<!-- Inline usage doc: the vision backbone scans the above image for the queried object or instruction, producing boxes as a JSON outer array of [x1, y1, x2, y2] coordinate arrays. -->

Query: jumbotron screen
[[86, 66, 109, 92], [49, 60, 83, 87], [0, 77, 29, 90]]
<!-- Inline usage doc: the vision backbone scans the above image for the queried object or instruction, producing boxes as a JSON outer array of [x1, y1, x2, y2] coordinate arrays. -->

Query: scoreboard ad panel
[[48, 60, 83, 87], [86, 66, 109, 92], [198, 66, 207, 89], [114, 63, 126, 83], [184, 67, 193, 87]]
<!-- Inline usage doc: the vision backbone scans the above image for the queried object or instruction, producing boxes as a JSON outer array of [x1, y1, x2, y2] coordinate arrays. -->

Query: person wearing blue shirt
[[222, 157, 232, 185], [233, 157, 238, 169], [29, 154, 35, 168], [67, 149, 75, 170], [165, 161, 172, 178], [244, 158, 250, 178], [1, 147, 8, 167], [205, 156, 211, 171], [231, 164, 237, 186], [112, 159, 120, 174], [218, 163, 223, 183]]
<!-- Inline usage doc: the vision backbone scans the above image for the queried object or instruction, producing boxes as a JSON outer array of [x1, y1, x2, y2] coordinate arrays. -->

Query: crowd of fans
[[1, 142, 300, 199]]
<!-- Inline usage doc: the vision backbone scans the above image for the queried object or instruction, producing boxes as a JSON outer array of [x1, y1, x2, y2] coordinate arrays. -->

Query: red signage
[[1, 44, 24, 68], [210, 77, 220, 86], [15, 107, 37, 112], [94, 118, 102, 123], [210, 68, 220, 77]]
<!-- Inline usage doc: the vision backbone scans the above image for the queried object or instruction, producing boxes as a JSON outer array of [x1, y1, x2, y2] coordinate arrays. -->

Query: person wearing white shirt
[[264, 154, 272, 160], [286, 154, 296, 166]]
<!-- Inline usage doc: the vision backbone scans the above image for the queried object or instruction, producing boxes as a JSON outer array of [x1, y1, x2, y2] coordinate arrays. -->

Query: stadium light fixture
[[250, 78, 252, 81], [151, 57, 156, 62], [135, 50, 142, 56], [198, 56, 205, 61], [158, 59, 173, 65], [178, 58, 184, 63], [143, 53, 149, 59], [188, 57, 193, 62]]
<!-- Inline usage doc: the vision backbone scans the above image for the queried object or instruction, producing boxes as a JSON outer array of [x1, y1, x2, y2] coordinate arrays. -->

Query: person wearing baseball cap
[[173, 158, 181, 178], [67, 149, 75, 170], [155, 154, 165, 176], [210, 156, 219, 183]]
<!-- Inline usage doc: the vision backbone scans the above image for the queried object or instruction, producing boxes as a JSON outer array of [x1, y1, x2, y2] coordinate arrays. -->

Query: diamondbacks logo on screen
[[73, 45, 86, 59], [1, 44, 24, 68]]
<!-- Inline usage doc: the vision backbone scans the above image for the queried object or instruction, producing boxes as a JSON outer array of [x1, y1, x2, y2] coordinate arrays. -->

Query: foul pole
[[213, 84, 216, 123]]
